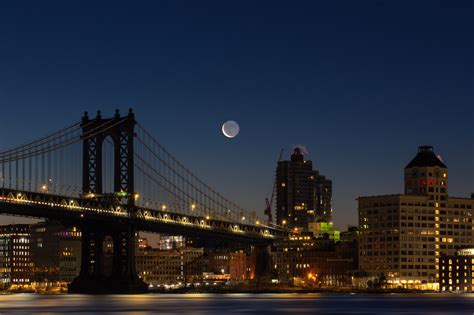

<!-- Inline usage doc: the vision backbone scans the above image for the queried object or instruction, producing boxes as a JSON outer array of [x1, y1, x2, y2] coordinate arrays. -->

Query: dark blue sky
[[0, 1, 472, 229]]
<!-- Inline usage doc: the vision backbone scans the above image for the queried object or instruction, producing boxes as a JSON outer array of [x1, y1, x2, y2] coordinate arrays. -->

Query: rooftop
[[405, 145, 447, 168]]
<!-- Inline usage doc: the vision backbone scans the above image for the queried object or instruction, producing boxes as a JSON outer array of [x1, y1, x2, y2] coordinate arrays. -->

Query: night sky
[[0, 1, 472, 231]]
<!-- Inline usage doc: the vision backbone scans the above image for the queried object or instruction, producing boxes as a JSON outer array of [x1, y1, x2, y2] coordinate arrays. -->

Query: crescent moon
[[222, 121, 240, 138]]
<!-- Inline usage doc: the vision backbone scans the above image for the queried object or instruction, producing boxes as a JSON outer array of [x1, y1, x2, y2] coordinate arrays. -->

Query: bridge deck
[[0, 188, 288, 244]]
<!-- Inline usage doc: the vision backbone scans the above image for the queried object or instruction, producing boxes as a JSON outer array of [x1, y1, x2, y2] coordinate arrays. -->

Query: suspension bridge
[[0, 109, 287, 293]]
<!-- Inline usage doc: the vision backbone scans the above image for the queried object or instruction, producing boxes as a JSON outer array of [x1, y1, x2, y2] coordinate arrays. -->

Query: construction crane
[[264, 148, 284, 224]]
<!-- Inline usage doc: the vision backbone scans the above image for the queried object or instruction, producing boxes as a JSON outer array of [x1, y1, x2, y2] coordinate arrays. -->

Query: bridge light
[[256, 220, 260, 225], [17, 193, 22, 198], [191, 204, 196, 210], [80, 214, 84, 218], [134, 193, 140, 200], [282, 220, 287, 225], [117, 191, 128, 197], [162, 204, 167, 211], [41, 184, 47, 191], [241, 216, 245, 221], [205, 215, 210, 220]]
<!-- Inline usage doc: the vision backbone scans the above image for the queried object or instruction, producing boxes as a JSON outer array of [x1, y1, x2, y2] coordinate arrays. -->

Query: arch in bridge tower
[[81, 109, 135, 206]]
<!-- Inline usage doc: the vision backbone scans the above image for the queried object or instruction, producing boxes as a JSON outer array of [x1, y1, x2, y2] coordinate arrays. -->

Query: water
[[0, 293, 473, 314]]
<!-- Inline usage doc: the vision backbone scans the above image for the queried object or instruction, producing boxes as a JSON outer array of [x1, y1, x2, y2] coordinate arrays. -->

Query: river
[[0, 293, 473, 314]]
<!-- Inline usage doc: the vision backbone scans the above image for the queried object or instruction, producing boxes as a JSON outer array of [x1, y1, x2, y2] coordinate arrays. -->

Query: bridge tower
[[69, 109, 147, 294]]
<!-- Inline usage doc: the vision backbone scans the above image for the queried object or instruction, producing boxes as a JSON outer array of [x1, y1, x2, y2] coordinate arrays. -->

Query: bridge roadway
[[0, 188, 287, 245]]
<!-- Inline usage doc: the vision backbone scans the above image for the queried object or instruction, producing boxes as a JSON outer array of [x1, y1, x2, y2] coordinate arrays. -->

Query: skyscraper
[[358, 146, 474, 290], [276, 148, 332, 231]]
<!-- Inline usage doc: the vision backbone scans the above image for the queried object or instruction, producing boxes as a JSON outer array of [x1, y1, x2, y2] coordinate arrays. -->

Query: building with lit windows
[[276, 147, 332, 231], [439, 248, 474, 292], [308, 222, 340, 241], [358, 146, 474, 290], [30, 220, 82, 288], [156, 234, 186, 250], [136, 247, 204, 286], [271, 236, 357, 287], [229, 251, 248, 282], [0, 224, 31, 289]]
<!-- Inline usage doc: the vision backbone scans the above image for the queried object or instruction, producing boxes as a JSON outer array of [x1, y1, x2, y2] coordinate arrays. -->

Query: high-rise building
[[276, 148, 332, 231], [358, 146, 474, 290], [0, 224, 31, 289]]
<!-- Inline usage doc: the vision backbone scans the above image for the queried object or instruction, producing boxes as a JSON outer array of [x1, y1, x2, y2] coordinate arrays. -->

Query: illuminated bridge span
[[0, 109, 288, 293]]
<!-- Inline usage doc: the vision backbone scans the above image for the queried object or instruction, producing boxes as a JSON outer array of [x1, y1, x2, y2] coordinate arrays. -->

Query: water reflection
[[0, 293, 473, 314]]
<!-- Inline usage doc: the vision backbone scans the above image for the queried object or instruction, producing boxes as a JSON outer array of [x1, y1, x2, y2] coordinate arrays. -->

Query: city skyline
[[0, 1, 473, 231], [1, 1, 474, 310]]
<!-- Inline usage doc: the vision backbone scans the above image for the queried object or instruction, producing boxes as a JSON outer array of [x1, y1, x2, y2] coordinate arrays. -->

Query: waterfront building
[[229, 251, 247, 282], [30, 220, 82, 287], [0, 224, 31, 289], [439, 248, 474, 292], [271, 238, 357, 287], [205, 250, 249, 283], [276, 147, 332, 231], [358, 146, 474, 290], [136, 247, 204, 286]]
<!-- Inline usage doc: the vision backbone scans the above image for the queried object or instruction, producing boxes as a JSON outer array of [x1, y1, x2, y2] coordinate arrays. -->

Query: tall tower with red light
[[404, 146, 448, 201]]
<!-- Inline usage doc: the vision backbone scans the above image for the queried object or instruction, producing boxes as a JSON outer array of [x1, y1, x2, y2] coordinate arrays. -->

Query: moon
[[222, 120, 240, 138]]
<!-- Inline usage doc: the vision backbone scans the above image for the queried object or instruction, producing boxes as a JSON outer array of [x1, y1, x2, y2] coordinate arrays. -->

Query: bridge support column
[[254, 244, 272, 289], [68, 223, 147, 294]]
